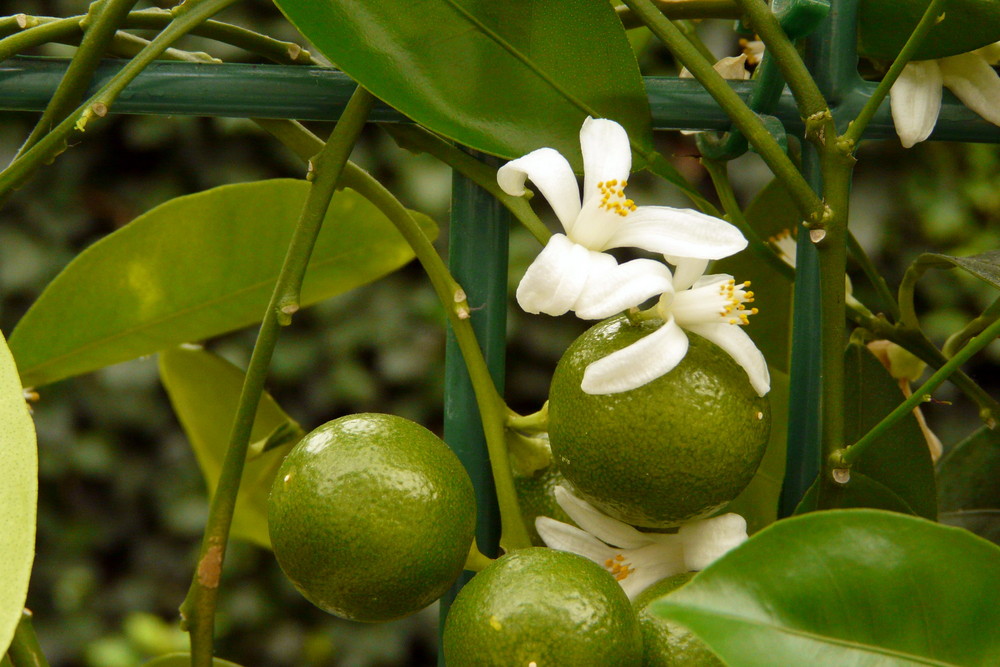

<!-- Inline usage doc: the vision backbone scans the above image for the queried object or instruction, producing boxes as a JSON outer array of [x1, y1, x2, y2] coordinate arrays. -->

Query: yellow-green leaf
[[10, 180, 437, 387], [0, 330, 37, 655], [159, 346, 305, 549]]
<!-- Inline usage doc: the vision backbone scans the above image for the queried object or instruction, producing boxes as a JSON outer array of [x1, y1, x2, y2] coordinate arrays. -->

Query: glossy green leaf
[[937, 426, 1000, 512], [143, 654, 243, 667], [841, 342, 937, 519], [796, 471, 918, 515], [914, 250, 1000, 290], [723, 368, 788, 534], [271, 0, 652, 170], [158, 346, 305, 549], [10, 180, 437, 387], [858, 0, 1000, 60], [654, 509, 1000, 667], [0, 330, 36, 656], [714, 179, 797, 372]]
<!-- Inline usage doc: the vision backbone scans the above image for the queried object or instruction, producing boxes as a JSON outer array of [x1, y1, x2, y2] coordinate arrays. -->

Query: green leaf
[[840, 342, 937, 519], [0, 330, 36, 656], [654, 509, 1000, 667], [271, 0, 652, 170], [858, 0, 1000, 60], [914, 250, 1000, 290], [143, 654, 243, 667], [158, 346, 305, 549], [796, 471, 918, 515], [937, 426, 1000, 512], [713, 179, 797, 372], [10, 180, 437, 387], [722, 368, 788, 534]]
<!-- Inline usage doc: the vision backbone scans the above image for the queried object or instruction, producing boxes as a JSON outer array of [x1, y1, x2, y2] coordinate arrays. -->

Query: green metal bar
[[439, 152, 510, 655], [2, 56, 1000, 141]]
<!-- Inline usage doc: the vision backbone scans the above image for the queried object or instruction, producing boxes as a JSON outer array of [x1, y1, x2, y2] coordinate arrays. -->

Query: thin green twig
[[944, 296, 1000, 358], [702, 158, 795, 280], [0, 0, 242, 199], [178, 89, 377, 667], [837, 316, 1000, 467], [254, 117, 533, 552], [616, 0, 742, 27], [840, 0, 948, 147], [623, 0, 825, 221], [0, 11, 315, 65], [15, 0, 140, 159], [846, 232, 901, 321], [731, 0, 828, 120], [381, 123, 551, 245]]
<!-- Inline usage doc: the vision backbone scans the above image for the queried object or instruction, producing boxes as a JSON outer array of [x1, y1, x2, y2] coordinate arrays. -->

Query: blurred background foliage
[[1, 2, 998, 665]]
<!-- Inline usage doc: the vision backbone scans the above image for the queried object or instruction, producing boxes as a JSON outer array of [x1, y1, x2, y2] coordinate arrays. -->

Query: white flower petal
[[497, 147, 581, 231], [890, 60, 943, 148], [618, 542, 687, 600], [581, 316, 690, 395], [666, 257, 709, 291], [678, 513, 747, 571], [603, 206, 747, 258], [940, 51, 1000, 127], [685, 322, 771, 396], [553, 486, 652, 549], [536, 517, 614, 563], [580, 118, 632, 207], [574, 258, 674, 320], [516, 234, 592, 316]]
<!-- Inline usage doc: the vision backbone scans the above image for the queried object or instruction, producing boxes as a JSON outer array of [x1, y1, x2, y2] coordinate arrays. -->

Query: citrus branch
[[179, 88, 376, 667]]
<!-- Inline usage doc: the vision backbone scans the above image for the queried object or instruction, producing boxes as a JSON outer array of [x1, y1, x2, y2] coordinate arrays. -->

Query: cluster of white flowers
[[499, 118, 763, 596], [499, 117, 770, 398]]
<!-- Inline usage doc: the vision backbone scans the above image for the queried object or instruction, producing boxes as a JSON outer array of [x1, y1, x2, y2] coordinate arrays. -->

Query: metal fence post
[[438, 152, 510, 655]]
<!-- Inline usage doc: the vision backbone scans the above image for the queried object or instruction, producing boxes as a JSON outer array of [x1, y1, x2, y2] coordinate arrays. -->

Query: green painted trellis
[[2, 0, 999, 654]]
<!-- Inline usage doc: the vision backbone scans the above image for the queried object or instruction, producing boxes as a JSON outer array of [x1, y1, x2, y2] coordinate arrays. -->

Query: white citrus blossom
[[536, 486, 748, 600], [581, 257, 770, 396], [498, 117, 748, 319], [890, 43, 1000, 148]]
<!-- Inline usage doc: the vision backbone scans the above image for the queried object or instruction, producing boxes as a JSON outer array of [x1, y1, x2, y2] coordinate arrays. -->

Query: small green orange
[[514, 463, 577, 546], [634, 573, 723, 667], [548, 316, 770, 528], [443, 547, 643, 666], [268, 413, 475, 622]]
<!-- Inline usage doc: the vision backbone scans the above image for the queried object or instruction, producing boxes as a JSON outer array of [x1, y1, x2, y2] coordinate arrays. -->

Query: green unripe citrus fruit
[[268, 413, 475, 622], [443, 547, 643, 666], [549, 316, 770, 528], [634, 573, 723, 666], [514, 464, 576, 546]]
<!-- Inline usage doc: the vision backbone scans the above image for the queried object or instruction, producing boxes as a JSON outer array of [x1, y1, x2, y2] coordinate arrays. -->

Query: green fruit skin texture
[[514, 464, 577, 546], [443, 547, 644, 666], [634, 573, 723, 667], [268, 413, 475, 622], [549, 316, 771, 528]]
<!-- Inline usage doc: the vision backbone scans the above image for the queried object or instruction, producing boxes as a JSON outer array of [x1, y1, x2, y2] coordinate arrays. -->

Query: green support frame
[[2, 0, 999, 655]]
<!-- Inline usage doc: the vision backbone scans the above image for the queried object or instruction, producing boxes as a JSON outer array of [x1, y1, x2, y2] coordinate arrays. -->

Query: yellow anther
[[607, 179, 618, 186]]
